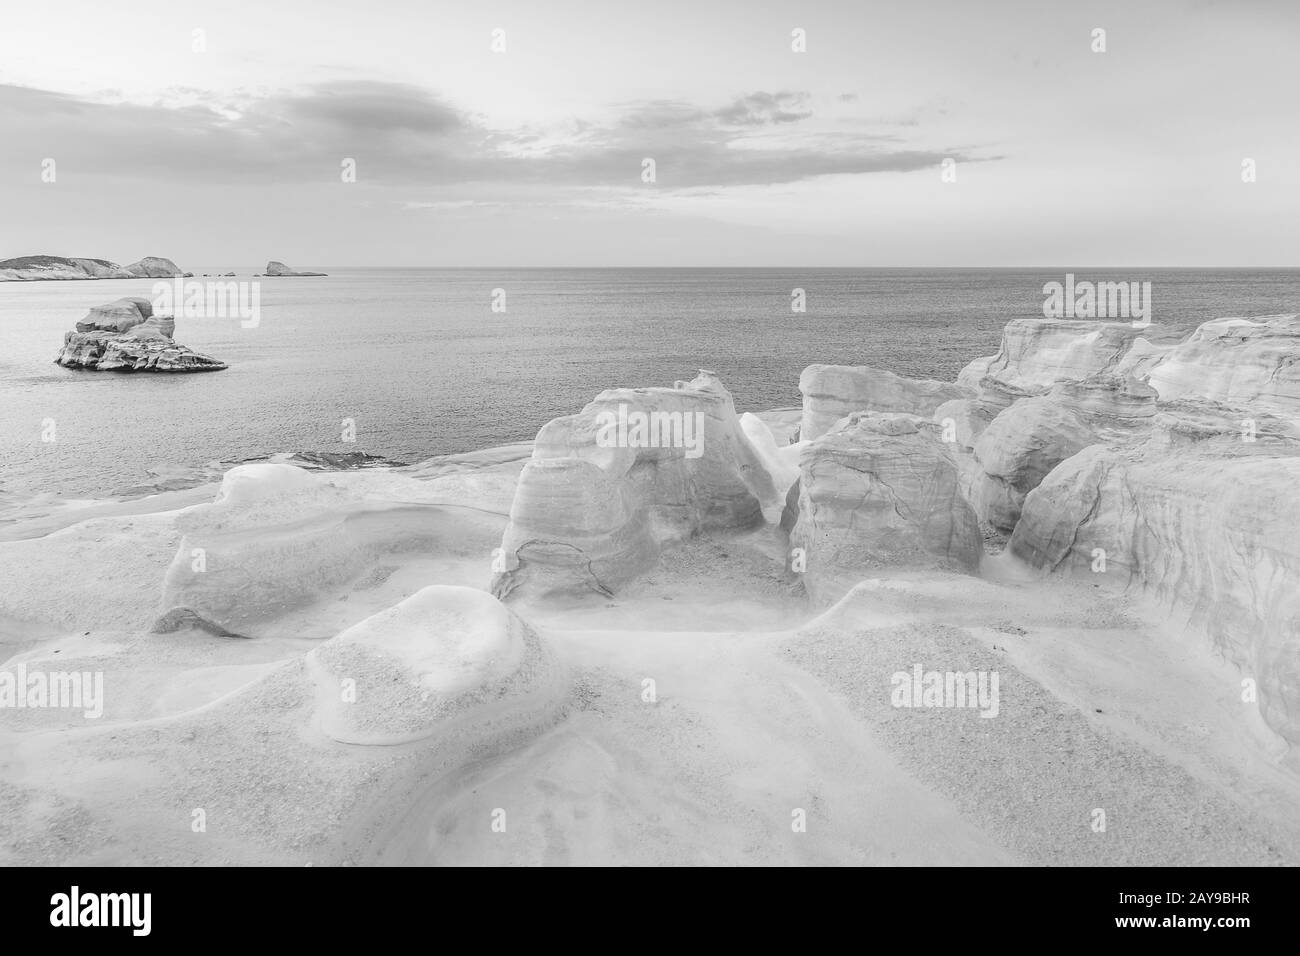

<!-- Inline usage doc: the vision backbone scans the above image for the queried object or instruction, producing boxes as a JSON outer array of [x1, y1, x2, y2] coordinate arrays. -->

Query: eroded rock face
[[950, 313, 1300, 535], [56, 298, 225, 372], [933, 376, 1042, 451], [969, 399, 1096, 533], [959, 315, 1300, 423], [1139, 315, 1300, 417], [56, 324, 224, 371], [305, 585, 566, 745], [1009, 405, 1300, 746], [799, 364, 971, 442], [496, 457, 658, 597], [492, 371, 775, 597], [957, 319, 1177, 391], [788, 413, 982, 604], [968, 375, 1157, 532]]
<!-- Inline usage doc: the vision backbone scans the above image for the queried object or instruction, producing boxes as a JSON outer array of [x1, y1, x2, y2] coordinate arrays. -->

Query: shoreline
[[2, 315, 1298, 865]]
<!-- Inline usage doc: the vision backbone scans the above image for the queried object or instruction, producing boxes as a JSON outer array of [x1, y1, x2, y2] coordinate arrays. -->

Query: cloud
[[607, 91, 813, 130], [712, 91, 813, 126], [0, 81, 990, 191], [263, 81, 466, 135]]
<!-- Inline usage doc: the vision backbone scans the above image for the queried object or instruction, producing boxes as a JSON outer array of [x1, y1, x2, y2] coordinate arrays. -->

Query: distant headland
[[1, 256, 329, 281], [0, 255, 187, 281]]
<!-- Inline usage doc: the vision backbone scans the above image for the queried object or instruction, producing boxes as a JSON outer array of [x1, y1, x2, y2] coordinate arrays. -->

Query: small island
[[54, 297, 228, 372], [264, 260, 328, 277]]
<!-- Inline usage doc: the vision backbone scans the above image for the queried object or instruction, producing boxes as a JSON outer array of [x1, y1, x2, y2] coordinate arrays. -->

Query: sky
[[0, 0, 1297, 267]]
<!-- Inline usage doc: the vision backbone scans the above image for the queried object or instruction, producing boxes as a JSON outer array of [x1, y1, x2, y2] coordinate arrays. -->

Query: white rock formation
[[305, 585, 565, 745], [739, 411, 800, 500], [158, 464, 379, 633], [74, 297, 161, 334], [933, 376, 1042, 451], [957, 319, 1176, 391], [961, 314, 1300, 421], [786, 413, 982, 604], [0, 513, 180, 632], [1009, 403, 1300, 745], [1137, 315, 1300, 417], [799, 364, 971, 442], [492, 371, 775, 597], [968, 376, 1157, 532], [57, 297, 226, 372]]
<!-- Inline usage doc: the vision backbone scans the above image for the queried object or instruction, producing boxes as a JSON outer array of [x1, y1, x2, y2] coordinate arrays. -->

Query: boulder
[[968, 375, 1157, 532], [787, 412, 982, 604], [492, 371, 775, 597], [74, 297, 155, 333]]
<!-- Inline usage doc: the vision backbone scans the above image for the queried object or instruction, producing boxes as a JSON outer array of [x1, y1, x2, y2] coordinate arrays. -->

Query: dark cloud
[[265, 81, 466, 135], [0, 82, 988, 191]]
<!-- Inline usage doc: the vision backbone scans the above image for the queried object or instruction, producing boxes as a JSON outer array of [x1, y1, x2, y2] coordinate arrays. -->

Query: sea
[[2, 267, 1298, 503]]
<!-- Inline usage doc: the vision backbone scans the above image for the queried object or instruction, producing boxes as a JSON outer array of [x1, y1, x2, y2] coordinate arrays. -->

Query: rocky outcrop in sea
[[264, 260, 328, 277], [54, 296, 228, 372]]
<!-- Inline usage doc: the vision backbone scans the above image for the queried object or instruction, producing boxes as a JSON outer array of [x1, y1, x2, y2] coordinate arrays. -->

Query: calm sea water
[[2, 268, 1297, 501]]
